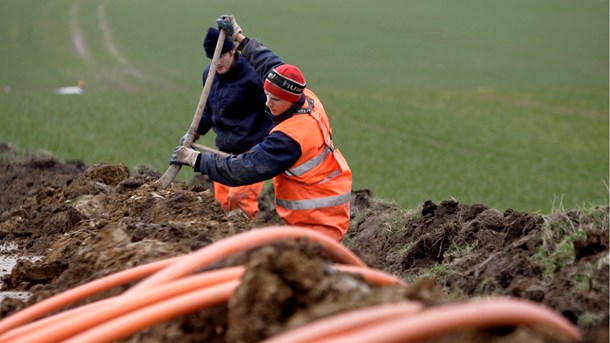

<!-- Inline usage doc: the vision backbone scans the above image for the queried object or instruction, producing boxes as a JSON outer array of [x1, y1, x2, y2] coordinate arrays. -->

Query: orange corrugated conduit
[[64, 280, 239, 343], [2, 264, 397, 343], [0, 227, 365, 342], [261, 302, 424, 343], [320, 298, 581, 342], [0, 298, 110, 342], [332, 264, 406, 286], [0, 257, 181, 336], [65, 265, 397, 343], [0, 226, 581, 343], [125, 226, 365, 294], [7, 267, 243, 343]]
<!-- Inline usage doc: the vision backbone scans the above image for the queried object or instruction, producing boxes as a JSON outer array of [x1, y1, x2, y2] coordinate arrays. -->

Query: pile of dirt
[[0, 148, 607, 342]]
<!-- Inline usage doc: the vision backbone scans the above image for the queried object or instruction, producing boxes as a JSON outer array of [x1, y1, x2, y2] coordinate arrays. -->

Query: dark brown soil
[[0, 145, 607, 342]]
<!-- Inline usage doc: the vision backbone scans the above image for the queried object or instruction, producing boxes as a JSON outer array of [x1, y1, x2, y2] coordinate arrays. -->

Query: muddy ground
[[0, 145, 607, 342]]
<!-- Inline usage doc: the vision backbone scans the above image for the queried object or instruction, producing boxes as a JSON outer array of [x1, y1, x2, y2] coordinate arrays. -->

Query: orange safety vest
[[270, 89, 352, 241]]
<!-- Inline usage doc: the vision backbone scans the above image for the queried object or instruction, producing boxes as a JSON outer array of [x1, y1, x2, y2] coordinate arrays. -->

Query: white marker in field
[[56, 80, 85, 95]]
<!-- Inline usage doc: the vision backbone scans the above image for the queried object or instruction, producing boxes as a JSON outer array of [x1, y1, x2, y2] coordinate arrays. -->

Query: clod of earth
[[0, 150, 608, 342]]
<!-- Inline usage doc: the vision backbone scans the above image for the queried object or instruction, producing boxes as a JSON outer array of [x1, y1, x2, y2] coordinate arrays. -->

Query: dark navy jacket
[[195, 38, 304, 186], [198, 52, 272, 154]]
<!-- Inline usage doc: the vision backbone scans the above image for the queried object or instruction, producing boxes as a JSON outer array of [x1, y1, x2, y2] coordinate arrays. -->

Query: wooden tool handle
[[157, 30, 227, 189]]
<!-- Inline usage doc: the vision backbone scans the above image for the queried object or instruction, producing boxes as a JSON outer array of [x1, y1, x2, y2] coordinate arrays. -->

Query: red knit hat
[[264, 64, 306, 102]]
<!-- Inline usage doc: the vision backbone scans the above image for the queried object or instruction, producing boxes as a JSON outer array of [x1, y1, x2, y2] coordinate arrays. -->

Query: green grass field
[[1, 0, 608, 213]]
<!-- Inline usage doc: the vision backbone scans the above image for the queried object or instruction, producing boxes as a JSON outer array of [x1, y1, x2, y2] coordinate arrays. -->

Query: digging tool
[[157, 30, 227, 189], [191, 143, 230, 157]]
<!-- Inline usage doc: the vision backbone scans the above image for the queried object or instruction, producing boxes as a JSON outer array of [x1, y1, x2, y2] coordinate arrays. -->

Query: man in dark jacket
[[188, 28, 272, 218]]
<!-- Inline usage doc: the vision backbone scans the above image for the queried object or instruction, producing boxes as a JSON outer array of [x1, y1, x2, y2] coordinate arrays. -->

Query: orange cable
[[262, 302, 423, 343], [320, 298, 581, 343], [0, 226, 580, 343], [6, 267, 243, 343], [126, 226, 365, 294], [332, 264, 406, 286], [0, 299, 110, 342], [0, 256, 181, 336], [63, 280, 239, 343]]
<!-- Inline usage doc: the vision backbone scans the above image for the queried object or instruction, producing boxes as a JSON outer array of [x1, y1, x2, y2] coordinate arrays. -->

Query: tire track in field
[[70, 3, 90, 61], [97, 0, 146, 82], [70, 0, 177, 92], [69, 1, 141, 91]]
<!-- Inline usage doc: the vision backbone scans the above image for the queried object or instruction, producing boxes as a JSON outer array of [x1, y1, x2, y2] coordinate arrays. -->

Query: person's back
[[270, 87, 352, 240]]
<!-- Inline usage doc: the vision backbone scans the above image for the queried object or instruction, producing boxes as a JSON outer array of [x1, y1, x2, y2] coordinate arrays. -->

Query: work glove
[[216, 15, 242, 41], [179, 131, 200, 146], [170, 146, 200, 167]]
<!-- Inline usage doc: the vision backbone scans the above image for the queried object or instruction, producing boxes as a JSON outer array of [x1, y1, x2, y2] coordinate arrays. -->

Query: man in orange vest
[[171, 15, 352, 241]]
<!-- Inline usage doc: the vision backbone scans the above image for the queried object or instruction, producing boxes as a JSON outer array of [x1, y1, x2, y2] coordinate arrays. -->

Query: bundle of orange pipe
[[0, 226, 581, 342]]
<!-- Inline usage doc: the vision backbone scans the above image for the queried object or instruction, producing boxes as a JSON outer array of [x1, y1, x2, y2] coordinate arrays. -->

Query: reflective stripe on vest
[[317, 169, 341, 185], [276, 190, 351, 211], [285, 147, 331, 177]]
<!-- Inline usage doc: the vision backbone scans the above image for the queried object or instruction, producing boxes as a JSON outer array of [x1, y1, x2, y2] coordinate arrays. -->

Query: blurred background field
[[0, 0, 607, 213]]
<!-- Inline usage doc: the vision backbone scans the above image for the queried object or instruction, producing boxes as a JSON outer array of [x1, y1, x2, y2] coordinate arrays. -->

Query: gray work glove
[[216, 15, 242, 40], [170, 146, 200, 167], [179, 128, 200, 146]]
